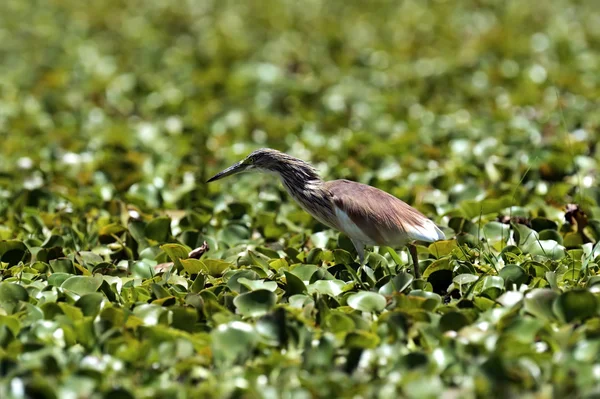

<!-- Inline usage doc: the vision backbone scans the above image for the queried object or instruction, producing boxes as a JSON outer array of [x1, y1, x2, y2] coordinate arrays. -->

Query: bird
[[207, 148, 445, 278]]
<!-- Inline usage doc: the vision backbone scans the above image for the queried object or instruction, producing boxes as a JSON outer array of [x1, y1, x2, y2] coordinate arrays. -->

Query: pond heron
[[207, 148, 445, 278]]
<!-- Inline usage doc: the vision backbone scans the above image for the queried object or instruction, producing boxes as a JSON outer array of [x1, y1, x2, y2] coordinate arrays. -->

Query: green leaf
[[202, 259, 232, 277], [439, 311, 470, 332], [428, 240, 457, 258], [553, 290, 598, 323], [498, 265, 528, 288], [211, 321, 257, 366], [523, 289, 558, 321], [345, 330, 381, 349], [133, 304, 168, 326], [237, 278, 278, 292], [284, 271, 307, 295], [233, 289, 277, 317], [408, 290, 442, 311], [290, 264, 319, 282], [347, 291, 387, 312], [145, 217, 172, 242], [180, 258, 208, 274], [0, 282, 29, 314], [49, 258, 74, 273], [480, 276, 504, 300], [454, 274, 478, 285], [482, 222, 510, 243], [48, 272, 72, 287], [423, 257, 452, 278], [227, 270, 261, 293], [378, 272, 414, 295], [307, 280, 345, 297], [0, 240, 29, 266], [75, 293, 105, 317], [61, 275, 104, 296], [161, 243, 190, 269]]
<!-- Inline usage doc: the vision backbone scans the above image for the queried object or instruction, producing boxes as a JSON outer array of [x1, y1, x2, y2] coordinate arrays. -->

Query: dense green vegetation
[[1, 0, 600, 397]]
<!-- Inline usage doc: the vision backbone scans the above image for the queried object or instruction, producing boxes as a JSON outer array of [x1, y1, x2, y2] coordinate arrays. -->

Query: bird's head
[[207, 148, 302, 183]]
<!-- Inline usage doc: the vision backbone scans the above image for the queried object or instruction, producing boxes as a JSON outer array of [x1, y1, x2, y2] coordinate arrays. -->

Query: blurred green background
[[1, 0, 600, 397], [1, 0, 598, 215]]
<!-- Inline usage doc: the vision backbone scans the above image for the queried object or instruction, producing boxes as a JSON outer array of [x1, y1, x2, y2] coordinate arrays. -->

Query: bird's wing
[[325, 179, 444, 246]]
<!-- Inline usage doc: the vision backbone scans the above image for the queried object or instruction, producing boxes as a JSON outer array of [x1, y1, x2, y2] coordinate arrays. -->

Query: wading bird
[[207, 148, 445, 278]]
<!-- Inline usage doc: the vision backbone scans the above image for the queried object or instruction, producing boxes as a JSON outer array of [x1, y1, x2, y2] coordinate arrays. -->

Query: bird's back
[[324, 179, 444, 246]]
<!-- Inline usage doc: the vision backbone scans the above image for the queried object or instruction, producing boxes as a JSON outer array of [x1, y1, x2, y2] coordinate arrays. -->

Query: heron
[[207, 148, 445, 278]]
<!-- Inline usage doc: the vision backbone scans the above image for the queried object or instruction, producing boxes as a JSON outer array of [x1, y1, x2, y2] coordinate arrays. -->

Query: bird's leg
[[350, 238, 366, 265], [408, 242, 421, 279]]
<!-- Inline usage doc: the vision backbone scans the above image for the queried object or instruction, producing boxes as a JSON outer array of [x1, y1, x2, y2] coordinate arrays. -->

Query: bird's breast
[[333, 206, 379, 245]]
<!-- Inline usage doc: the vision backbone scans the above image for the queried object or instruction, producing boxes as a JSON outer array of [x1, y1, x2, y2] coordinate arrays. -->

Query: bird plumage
[[207, 148, 445, 267]]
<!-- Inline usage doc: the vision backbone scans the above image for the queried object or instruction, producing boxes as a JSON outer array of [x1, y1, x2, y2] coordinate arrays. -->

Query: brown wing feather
[[325, 179, 434, 246]]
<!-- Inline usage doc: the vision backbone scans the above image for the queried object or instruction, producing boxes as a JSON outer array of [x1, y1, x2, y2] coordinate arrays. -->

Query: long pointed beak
[[206, 161, 248, 183]]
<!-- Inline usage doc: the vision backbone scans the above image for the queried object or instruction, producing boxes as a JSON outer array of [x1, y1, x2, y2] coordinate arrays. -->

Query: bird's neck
[[275, 163, 336, 227]]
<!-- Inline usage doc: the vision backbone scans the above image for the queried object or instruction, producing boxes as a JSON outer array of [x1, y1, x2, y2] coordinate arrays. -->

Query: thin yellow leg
[[408, 243, 421, 279]]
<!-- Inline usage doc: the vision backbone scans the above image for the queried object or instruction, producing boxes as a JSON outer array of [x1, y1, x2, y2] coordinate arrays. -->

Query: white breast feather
[[334, 206, 375, 245]]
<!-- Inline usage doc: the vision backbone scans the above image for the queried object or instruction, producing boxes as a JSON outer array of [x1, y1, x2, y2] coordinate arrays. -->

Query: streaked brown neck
[[275, 162, 336, 228]]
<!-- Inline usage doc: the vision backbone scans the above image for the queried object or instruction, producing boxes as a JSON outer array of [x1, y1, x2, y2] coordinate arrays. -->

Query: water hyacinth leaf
[[309, 267, 335, 283], [563, 232, 584, 248], [49, 258, 75, 273], [496, 291, 524, 307], [423, 257, 452, 278], [227, 270, 261, 293], [98, 223, 127, 239], [345, 330, 380, 349], [325, 310, 356, 333], [347, 291, 387, 312], [482, 222, 510, 243], [75, 293, 105, 317], [307, 280, 345, 297], [289, 294, 313, 309], [333, 249, 354, 265], [133, 304, 168, 326], [233, 289, 277, 317], [481, 276, 504, 292], [0, 315, 20, 337], [0, 282, 29, 314], [454, 274, 479, 285], [379, 272, 414, 295], [48, 273, 72, 287], [408, 290, 442, 311], [428, 240, 458, 258], [512, 223, 538, 247], [290, 264, 319, 282], [61, 275, 104, 296], [525, 240, 566, 260], [269, 258, 288, 271], [237, 277, 278, 292], [531, 218, 558, 232], [202, 259, 232, 277], [130, 260, 156, 278], [161, 243, 190, 269], [211, 321, 258, 366], [553, 290, 598, 323], [180, 259, 208, 274], [498, 265, 528, 288], [284, 271, 307, 295], [439, 311, 470, 332], [523, 289, 559, 321], [189, 274, 206, 294], [145, 217, 172, 242], [538, 230, 563, 244], [0, 241, 29, 266]]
